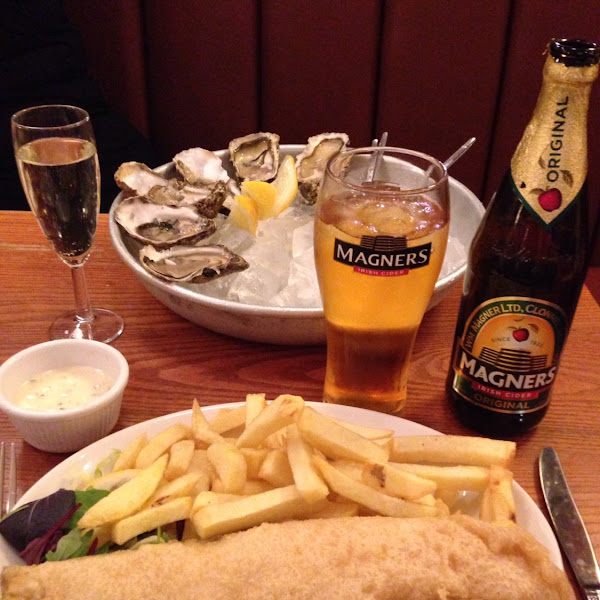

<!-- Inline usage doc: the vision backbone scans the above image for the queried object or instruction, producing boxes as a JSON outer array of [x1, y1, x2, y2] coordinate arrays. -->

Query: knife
[[539, 447, 600, 599]]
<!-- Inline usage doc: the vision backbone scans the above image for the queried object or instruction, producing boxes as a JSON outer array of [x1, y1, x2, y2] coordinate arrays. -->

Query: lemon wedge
[[271, 155, 298, 217], [229, 194, 258, 235], [240, 181, 277, 220]]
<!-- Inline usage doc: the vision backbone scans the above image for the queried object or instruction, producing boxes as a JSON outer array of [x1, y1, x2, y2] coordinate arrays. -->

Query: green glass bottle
[[446, 39, 600, 436]]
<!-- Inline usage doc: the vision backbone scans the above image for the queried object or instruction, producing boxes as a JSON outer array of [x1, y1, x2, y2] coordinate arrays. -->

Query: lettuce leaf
[[0, 488, 111, 565]]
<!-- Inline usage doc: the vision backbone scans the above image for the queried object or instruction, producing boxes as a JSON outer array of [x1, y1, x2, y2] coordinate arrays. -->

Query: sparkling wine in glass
[[12, 104, 124, 342]]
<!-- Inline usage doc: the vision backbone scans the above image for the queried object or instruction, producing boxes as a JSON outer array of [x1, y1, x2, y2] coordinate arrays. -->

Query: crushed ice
[[192, 200, 466, 308]]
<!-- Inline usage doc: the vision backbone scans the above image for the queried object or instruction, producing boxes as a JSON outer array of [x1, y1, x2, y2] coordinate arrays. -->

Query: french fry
[[313, 456, 440, 518], [207, 442, 247, 493], [134, 424, 192, 469], [192, 484, 326, 539], [245, 393, 267, 427], [373, 438, 394, 455], [236, 394, 304, 448], [390, 435, 516, 468], [436, 488, 460, 509], [309, 500, 360, 519], [164, 439, 195, 481], [327, 417, 393, 441], [240, 447, 268, 479], [329, 460, 365, 482], [415, 493, 437, 506], [78, 455, 168, 529], [192, 400, 225, 446], [112, 434, 148, 471], [257, 449, 295, 487], [434, 498, 451, 517], [392, 463, 490, 492], [209, 405, 247, 434], [90, 524, 113, 549], [263, 428, 288, 450], [362, 463, 437, 501], [180, 519, 197, 541], [87, 393, 523, 548], [298, 407, 389, 464], [286, 424, 329, 504], [479, 465, 516, 523], [148, 472, 203, 506], [85, 469, 141, 492], [239, 479, 274, 495], [111, 496, 193, 545], [186, 449, 215, 493], [192, 491, 243, 514]]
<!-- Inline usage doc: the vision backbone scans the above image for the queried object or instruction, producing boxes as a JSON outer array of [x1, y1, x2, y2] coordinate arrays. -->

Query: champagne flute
[[12, 104, 124, 342]]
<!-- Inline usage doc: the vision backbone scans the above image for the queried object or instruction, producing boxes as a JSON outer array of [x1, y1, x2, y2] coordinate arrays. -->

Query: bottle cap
[[549, 39, 600, 67]]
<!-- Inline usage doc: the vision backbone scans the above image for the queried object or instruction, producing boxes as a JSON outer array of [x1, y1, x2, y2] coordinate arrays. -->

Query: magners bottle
[[446, 39, 600, 436]]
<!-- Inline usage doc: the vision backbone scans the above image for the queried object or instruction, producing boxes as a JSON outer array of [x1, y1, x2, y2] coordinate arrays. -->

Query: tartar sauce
[[14, 366, 113, 411]]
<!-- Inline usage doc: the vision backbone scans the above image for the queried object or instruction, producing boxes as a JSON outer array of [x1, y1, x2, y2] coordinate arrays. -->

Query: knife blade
[[539, 447, 600, 599]]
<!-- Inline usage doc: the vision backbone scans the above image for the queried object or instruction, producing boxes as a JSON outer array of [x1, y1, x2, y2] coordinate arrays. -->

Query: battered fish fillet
[[1, 514, 573, 600]]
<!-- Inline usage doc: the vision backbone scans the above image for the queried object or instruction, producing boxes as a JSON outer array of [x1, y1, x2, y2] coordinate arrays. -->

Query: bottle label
[[450, 297, 567, 414], [333, 236, 431, 276], [511, 93, 587, 227]]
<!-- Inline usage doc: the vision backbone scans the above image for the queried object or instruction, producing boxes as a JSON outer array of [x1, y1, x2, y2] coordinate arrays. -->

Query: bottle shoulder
[[473, 173, 588, 251]]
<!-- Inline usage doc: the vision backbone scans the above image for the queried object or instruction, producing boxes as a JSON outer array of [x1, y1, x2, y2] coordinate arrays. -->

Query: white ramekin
[[0, 339, 129, 453]]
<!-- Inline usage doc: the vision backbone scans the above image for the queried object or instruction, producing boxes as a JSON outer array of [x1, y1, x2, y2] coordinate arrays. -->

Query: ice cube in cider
[[321, 191, 447, 240]]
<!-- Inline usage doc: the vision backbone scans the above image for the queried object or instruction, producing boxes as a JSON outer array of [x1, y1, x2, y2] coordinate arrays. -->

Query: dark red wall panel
[[486, 0, 600, 248], [59, 0, 600, 263], [64, 0, 149, 136], [144, 0, 259, 160], [260, 0, 380, 146], [377, 0, 510, 200]]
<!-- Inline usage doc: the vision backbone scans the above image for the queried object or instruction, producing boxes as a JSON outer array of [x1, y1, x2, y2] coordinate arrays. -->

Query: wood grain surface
[[1, 211, 599, 588]]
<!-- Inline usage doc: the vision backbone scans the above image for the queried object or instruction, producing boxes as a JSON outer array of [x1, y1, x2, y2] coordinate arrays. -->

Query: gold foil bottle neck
[[509, 47, 597, 226], [543, 55, 599, 85]]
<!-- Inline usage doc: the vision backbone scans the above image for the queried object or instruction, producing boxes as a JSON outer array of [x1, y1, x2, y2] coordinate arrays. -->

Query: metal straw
[[423, 136, 476, 183], [366, 131, 388, 182]]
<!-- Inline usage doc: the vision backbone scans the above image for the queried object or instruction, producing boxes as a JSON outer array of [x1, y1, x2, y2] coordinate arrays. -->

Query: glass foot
[[49, 308, 124, 343]]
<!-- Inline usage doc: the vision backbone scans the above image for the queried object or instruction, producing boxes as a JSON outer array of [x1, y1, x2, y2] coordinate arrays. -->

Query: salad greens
[[0, 487, 175, 565], [0, 489, 109, 565]]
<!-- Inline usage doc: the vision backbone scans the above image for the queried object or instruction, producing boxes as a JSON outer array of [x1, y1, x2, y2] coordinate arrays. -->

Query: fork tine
[[0, 442, 5, 517], [7, 442, 17, 514]]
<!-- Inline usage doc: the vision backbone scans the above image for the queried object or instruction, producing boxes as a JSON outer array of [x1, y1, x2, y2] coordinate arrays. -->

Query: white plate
[[0, 403, 562, 569]]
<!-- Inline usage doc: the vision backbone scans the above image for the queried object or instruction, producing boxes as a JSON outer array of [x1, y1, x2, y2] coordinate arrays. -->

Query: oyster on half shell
[[139, 244, 248, 283], [296, 133, 349, 204], [228, 132, 280, 181], [147, 180, 228, 218], [115, 160, 227, 218], [115, 161, 169, 196], [114, 196, 216, 249], [173, 147, 230, 187]]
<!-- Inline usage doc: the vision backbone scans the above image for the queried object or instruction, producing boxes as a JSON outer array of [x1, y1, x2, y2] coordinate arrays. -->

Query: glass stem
[[70, 264, 94, 322]]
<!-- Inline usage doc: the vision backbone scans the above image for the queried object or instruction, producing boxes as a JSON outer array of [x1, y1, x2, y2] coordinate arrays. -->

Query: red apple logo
[[512, 328, 529, 342], [538, 188, 562, 212]]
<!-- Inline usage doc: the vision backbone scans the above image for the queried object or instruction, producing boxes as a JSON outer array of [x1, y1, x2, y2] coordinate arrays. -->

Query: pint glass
[[314, 147, 450, 413]]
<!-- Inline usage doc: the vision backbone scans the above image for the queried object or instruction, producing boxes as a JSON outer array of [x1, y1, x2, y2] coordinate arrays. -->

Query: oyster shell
[[114, 196, 216, 249], [139, 244, 248, 283], [173, 147, 230, 187], [296, 133, 349, 204], [115, 159, 227, 218], [228, 132, 280, 181], [147, 180, 228, 218], [114, 162, 169, 196]]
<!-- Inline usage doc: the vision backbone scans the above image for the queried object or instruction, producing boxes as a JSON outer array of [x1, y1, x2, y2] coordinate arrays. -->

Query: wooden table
[[2, 210, 599, 582]]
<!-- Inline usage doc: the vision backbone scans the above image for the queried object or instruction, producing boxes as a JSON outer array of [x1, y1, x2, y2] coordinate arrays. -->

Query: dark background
[[2, 0, 600, 263]]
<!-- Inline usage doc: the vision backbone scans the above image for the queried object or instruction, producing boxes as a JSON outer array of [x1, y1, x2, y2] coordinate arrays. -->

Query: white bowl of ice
[[109, 145, 484, 345]]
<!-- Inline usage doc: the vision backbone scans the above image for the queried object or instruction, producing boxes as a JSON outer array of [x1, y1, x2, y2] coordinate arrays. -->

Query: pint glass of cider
[[314, 147, 449, 413]]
